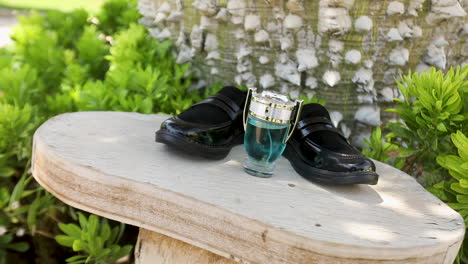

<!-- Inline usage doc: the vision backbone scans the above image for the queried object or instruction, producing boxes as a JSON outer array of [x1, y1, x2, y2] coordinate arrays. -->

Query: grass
[[0, 0, 105, 13]]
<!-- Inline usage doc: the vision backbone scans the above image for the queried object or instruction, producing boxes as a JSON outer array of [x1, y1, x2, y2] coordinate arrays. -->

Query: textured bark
[[137, 0, 467, 145]]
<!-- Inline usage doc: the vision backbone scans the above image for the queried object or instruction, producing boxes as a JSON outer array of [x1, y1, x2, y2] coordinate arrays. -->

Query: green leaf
[[451, 183, 468, 195], [0, 168, 15, 178], [9, 174, 27, 207], [59, 223, 82, 239], [436, 123, 447, 132], [0, 234, 13, 246], [88, 215, 98, 237], [457, 195, 468, 203], [6, 242, 29, 252], [72, 240, 83, 252], [66, 255, 87, 262], [100, 223, 111, 242], [56, 235, 75, 247], [78, 213, 88, 231]]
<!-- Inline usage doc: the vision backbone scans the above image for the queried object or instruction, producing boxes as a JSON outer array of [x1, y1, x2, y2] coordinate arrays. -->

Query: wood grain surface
[[32, 112, 465, 264]]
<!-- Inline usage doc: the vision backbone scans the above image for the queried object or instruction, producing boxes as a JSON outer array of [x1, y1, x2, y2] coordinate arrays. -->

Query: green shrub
[[56, 213, 132, 264], [0, 0, 220, 263], [364, 66, 468, 262]]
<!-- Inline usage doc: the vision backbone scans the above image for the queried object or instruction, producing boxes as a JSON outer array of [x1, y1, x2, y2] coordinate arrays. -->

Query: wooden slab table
[[31, 112, 465, 264]]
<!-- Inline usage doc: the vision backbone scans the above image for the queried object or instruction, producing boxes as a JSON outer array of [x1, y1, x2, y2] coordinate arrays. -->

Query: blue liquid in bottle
[[243, 116, 290, 177]]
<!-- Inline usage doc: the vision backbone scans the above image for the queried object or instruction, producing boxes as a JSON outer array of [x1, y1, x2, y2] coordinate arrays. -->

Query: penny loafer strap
[[299, 124, 344, 139], [297, 116, 333, 130], [192, 94, 241, 120]]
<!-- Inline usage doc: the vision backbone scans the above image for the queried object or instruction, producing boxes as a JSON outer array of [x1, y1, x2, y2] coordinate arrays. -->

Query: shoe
[[283, 103, 379, 185], [156, 86, 246, 159]]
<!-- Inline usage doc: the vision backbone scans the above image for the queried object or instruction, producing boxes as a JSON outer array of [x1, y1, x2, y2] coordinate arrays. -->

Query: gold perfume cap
[[248, 89, 296, 124]]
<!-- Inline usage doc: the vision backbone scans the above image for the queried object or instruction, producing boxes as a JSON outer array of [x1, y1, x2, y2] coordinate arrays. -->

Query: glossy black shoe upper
[[284, 103, 379, 185], [156, 86, 246, 159]]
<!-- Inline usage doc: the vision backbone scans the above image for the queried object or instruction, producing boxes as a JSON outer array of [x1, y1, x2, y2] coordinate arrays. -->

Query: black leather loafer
[[283, 104, 379, 185], [156, 86, 246, 159]]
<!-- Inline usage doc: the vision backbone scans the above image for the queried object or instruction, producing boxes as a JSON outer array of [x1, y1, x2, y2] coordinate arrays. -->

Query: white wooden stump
[[32, 112, 465, 264]]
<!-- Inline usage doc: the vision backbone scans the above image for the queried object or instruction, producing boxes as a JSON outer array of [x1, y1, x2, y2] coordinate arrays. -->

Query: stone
[[275, 59, 301, 86], [387, 1, 405, 15], [319, 0, 355, 9], [422, 44, 446, 70], [398, 21, 413, 38], [330, 111, 343, 127], [289, 89, 301, 98], [227, 0, 246, 17], [234, 28, 245, 39], [259, 56, 269, 64], [318, 7, 352, 36], [204, 33, 218, 51], [434, 37, 449, 47], [387, 28, 403, 41], [412, 26, 423, 38], [206, 50, 220, 60], [236, 44, 252, 60], [200, 16, 218, 32], [382, 68, 401, 84], [176, 31, 187, 47], [352, 131, 372, 148], [364, 60, 373, 69], [329, 53, 343, 68], [357, 94, 375, 104], [407, 0, 425, 16], [176, 45, 194, 64], [190, 25, 203, 50], [306, 76, 318, 89], [211, 67, 219, 75], [266, 21, 279, 32], [154, 12, 167, 24], [296, 48, 319, 72], [244, 14, 261, 32], [280, 36, 294, 51], [345, 50, 362, 64], [286, 0, 305, 13], [322, 70, 341, 87], [231, 16, 243, 25], [254, 30, 270, 43], [215, 8, 230, 22], [380, 87, 395, 102], [192, 0, 218, 16], [260, 74, 275, 89], [157, 2, 172, 14], [388, 47, 409, 66], [340, 123, 352, 139], [166, 10, 183, 22], [329, 40, 344, 52], [355, 106, 381, 126], [354, 16, 373, 32], [156, 28, 171, 40], [284, 14, 303, 31], [242, 72, 257, 87], [236, 58, 252, 73], [352, 68, 374, 93], [415, 63, 431, 73]]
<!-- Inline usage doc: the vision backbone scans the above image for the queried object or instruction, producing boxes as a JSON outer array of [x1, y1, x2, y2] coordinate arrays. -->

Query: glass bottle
[[243, 88, 303, 178]]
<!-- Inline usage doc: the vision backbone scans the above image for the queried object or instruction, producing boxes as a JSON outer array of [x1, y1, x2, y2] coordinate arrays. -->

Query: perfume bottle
[[242, 88, 303, 178]]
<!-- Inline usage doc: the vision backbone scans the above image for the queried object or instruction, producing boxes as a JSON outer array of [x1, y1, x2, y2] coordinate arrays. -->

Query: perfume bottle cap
[[248, 89, 296, 124]]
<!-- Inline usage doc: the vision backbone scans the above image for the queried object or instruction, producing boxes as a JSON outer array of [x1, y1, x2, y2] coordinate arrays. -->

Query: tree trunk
[[137, 0, 467, 145]]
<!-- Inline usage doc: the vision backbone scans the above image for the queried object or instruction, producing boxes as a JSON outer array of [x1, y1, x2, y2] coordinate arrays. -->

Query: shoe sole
[[156, 129, 243, 160], [283, 144, 379, 185]]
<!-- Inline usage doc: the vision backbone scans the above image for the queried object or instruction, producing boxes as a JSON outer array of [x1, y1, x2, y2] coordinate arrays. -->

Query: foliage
[[56, 213, 132, 264], [0, 0, 218, 263], [363, 66, 468, 262]]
